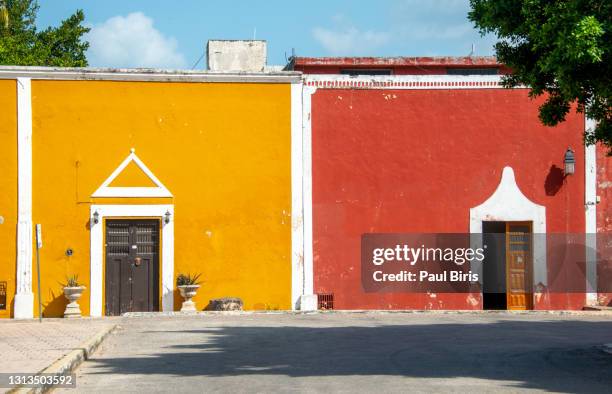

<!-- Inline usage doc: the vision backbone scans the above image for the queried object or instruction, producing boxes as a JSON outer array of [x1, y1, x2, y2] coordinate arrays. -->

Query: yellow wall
[[0, 80, 17, 318], [32, 80, 292, 316]]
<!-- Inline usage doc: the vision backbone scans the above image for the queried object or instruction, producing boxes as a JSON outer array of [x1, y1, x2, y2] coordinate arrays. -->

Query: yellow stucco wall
[[0, 80, 17, 318], [31, 80, 292, 316]]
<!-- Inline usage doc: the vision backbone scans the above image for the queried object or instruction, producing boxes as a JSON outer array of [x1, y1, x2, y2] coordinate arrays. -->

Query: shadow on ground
[[86, 318, 612, 392]]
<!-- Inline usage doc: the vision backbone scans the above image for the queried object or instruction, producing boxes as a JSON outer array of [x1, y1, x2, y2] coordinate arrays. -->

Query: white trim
[[304, 74, 505, 90], [0, 66, 300, 83], [14, 77, 33, 319], [92, 150, 172, 198], [585, 118, 597, 305], [299, 85, 317, 310], [290, 82, 304, 309], [89, 204, 174, 317], [470, 167, 547, 295]]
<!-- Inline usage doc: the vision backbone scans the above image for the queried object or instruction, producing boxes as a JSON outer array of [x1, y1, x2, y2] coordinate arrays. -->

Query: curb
[[8, 324, 116, 394], [122, 309, 612, 318]]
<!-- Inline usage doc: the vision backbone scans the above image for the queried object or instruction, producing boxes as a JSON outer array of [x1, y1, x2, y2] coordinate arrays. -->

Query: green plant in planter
[[176, 273, 202, 286], [62, 274, 80, 288]]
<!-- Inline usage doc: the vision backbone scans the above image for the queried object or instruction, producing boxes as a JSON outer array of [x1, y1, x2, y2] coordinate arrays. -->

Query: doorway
[[483, 221, 533, 310], [105, 219, 160, 316]]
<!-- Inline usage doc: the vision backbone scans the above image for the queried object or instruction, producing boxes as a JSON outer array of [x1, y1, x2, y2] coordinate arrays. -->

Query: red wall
[[294, 65, 449, 75], [597, 145, 612, 306], [597, 146, 612, 233], [294, 65, 512, 75], [312, 88, 586, 310]]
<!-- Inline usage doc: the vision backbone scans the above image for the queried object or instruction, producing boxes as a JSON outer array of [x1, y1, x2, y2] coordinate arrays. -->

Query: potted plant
[[62, 275, 86, 318], [176, 273, 202, 312]]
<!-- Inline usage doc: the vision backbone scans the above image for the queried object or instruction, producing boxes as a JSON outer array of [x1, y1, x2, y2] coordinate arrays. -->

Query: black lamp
[[564, 148, 575, 176]]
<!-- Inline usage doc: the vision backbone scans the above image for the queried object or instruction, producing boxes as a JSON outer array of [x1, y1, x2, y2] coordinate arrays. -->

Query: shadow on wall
[[88, 319, 612, 392], [42, 289, 67, 317], [544, 165, 565, 196], [173, 289, 182, 311]]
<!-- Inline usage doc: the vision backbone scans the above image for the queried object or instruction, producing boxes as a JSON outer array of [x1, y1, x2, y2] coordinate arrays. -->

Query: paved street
[[0, 319, 114, 375], [57, 312, 612, 393]]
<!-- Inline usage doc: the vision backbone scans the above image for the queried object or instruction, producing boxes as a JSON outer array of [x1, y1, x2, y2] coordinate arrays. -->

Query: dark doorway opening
[[483, 221, 506, 310], [105, 219, 160, 316]]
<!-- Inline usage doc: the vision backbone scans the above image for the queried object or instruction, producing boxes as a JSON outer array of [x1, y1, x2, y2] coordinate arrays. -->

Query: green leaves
[[0, 2, 9, 30], [176, 273, 203, 286], [62, 274, 80, 288], [569, 16, 604, 62], [469, 0, 612, 152], [0, 0, 89, 67]]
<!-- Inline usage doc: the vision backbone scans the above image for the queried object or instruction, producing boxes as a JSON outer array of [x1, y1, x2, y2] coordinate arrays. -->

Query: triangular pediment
[[108, 160, 158, 187], [92, 149, 172, 198]]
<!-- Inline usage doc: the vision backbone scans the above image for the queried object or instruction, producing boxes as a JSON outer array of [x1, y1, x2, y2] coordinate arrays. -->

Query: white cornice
[[0, 66, 301, 83], [303, 74, 509, 89]]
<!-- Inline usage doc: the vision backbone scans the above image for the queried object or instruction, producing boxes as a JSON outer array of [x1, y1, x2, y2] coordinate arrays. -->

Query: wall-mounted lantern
[[92, 210, 100, 225], [564, 148, 575, 176], [164, 210, 172, 224]]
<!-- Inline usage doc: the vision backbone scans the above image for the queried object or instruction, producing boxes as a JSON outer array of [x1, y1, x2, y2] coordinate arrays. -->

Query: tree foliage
[[469, 0, 611, 150], [0, 0, 89, 67]]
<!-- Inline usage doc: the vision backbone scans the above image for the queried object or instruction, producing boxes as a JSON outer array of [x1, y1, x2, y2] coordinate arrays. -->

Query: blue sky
[[36, 0, 497, 69]]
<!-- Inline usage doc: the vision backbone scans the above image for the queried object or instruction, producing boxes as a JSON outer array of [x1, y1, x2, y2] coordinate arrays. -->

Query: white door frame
[[89, 204, 174, 317], [469, 167, 547, 303]]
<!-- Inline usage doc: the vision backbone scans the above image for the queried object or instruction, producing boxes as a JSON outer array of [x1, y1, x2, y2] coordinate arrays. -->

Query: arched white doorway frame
[[469, 167, 547, 297]]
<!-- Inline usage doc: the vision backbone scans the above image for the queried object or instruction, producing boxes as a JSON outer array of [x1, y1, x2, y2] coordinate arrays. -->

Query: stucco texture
[[31, 80, 292, 316], [596, 145, 612, 306], [311, 88, 586, 310], [0, 79, 17, 318]]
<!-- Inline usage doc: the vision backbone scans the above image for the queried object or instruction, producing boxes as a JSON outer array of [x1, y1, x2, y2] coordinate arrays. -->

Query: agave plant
[[176, 273, 202, 287], [62, 274, 80, 288]]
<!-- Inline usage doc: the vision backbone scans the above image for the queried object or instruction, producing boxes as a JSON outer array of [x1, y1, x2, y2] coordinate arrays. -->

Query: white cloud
[[400, 22, 474, 40], [395, 0, 468, 14], [86, 12, 186, 69], [312, 26, 390, 56]]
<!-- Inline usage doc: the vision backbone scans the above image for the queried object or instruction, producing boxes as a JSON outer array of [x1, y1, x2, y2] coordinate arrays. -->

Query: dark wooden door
[[505, 222, 533, 310], [105, 219, 160, 316]]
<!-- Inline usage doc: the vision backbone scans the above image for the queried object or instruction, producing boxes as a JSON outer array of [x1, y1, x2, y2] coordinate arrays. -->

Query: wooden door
[[505, 222, 533, 310], [105, 219, 160, 316]]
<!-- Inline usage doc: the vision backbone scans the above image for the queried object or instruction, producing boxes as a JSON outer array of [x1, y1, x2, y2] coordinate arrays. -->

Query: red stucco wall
[[597, 145, 612, 306], [312, 88, 586, 310], [597, 146, 612, 233]]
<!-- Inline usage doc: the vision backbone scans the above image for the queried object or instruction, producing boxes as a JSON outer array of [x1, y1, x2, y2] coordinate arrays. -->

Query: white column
[[89, 206, 103, 317], [161, 206, 174, 312], [14, 77, 34, 319], [299, 85, 317, 311], [585, 118, 597, 306], [290, 82, 305, 310]]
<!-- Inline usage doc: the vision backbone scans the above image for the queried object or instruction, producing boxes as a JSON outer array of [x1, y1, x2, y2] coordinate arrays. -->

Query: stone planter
[[178, 284, 200, 312], [63, 286, 86, 318]]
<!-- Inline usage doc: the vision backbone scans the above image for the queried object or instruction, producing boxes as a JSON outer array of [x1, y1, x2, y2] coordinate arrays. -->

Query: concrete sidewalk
[[0, 319, 115, 393]]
